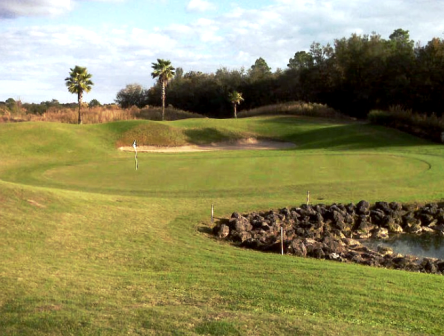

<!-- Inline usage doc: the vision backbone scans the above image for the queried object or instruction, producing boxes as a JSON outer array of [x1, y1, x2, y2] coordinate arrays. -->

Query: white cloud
[[186, 0, 216, 13], [0, 0, 72, 18], [211, 0, 444, 69], [0, 0, 127, 19], [2, 0, 444, 103], [0, 24, 190, 103]]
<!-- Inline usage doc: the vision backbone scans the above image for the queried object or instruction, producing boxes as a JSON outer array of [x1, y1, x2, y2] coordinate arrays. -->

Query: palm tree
[[65, 66, 94, 124], [228, 91, 244, 118], [151, 59, 175, 121]]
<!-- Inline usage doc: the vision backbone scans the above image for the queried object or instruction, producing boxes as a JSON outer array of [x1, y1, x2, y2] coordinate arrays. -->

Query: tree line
[[116, 29, 444, 119], [4, 28, 443, 122], [0, 98, 103, 116]]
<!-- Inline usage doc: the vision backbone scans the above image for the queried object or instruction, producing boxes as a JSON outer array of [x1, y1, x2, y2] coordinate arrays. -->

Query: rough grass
[[1, 116, 444, 335], [138, 106, 206, 121], [237, 101, 347, 119], [0, 105, 205, 124]]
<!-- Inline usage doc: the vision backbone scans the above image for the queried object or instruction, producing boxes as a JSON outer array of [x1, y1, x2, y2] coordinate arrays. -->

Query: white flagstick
[[133, 140, 138, 170]]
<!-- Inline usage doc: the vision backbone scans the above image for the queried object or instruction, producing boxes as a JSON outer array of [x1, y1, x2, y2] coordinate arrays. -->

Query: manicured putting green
[[42, 152, 429, 194]]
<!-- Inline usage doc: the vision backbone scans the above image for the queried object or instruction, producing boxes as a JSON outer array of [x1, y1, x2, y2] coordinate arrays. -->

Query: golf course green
[[1, 116, 444, 335]]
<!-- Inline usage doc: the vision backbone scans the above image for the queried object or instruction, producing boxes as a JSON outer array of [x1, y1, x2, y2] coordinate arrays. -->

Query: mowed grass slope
[[1, 116, 444, 335]]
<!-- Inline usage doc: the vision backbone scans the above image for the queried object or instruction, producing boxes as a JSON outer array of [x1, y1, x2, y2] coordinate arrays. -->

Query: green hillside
[[1, 116, 443, 335]]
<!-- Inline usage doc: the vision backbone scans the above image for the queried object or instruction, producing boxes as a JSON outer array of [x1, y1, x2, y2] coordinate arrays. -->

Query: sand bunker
[[118, 138, 295, 153]]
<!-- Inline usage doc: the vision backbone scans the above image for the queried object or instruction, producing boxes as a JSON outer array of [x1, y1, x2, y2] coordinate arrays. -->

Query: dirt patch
[[27, 199, 46, 208], [118, 138, 296, 153]]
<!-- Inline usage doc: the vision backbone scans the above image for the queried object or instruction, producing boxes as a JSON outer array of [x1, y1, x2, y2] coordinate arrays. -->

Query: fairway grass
[[1, 116, 444, 335]]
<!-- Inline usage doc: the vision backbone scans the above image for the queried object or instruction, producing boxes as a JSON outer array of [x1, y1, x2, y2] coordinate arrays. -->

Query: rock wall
[[213, 201, 444, 275]]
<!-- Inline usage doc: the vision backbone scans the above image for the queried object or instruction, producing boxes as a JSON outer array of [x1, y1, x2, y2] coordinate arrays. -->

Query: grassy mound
[[116, 122, 189, 147], [1, 116, 444, 335], [116, 120, 259, 147]]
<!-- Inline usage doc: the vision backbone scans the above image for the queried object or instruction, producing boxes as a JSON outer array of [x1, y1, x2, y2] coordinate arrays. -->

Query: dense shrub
[[237, 101, 347, 119], [368, 106, 444, 142]]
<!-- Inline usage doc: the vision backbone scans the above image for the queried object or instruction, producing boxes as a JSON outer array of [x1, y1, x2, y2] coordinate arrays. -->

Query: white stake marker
[[133, 140, 138, 170], [281, 227, 284, 255]]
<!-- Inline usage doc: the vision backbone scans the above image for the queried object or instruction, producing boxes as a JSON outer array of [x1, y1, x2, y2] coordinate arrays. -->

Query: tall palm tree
[[228, 91, 244, 118], [151, 59, 175, 121], [65, 66, 94, 124]]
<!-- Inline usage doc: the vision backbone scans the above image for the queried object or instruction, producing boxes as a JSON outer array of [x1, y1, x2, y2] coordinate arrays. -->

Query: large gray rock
[[214, 224, 230, 239], [377, 246, 394, 256], [216, 201, 444, 276], [356, 200, 370, 215], [388, 222, 403, 233], [287, 239, 307, 257], [371, 227, 389, 239]]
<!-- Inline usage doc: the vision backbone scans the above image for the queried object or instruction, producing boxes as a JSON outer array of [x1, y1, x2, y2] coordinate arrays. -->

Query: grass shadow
[[197, 226, 214, 234], [255, 116, 433, 151]]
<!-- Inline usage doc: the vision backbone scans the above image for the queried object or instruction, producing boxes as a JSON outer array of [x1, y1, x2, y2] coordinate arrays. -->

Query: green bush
[[368, 106, 444, 142], [367, 110, 393, 125]]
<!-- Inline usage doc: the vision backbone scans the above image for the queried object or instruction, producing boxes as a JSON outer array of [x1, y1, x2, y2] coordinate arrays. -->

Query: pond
[[363, 233, 444, 259]]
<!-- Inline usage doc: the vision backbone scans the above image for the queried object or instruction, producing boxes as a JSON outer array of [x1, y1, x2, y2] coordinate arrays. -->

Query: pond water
[[363, 234, 444, 259]]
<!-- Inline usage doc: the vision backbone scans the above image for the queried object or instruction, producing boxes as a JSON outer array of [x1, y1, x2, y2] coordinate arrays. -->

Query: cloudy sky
[[1, 0, 443, 104]]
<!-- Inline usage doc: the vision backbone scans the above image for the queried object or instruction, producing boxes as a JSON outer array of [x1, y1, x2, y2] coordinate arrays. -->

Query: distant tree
[[89, 99, 102, 108], [65, 65, 94, 124], [228, 91, 244, 118], [4, 98, 23, 114], [389, 28, 414, 50], [115, 83, 147, 108], [382, 29, 415, 107], [331, 33, 385, 116], [215, 67, 246, 90], [175, 67, 184, 80], [151, 59, 175, 121], [414, 37, 444, 113], [5, 98, 16, 110], [248, 57, 272, 81], [309, 42, 334, 65], [287, 51, 313, 70]]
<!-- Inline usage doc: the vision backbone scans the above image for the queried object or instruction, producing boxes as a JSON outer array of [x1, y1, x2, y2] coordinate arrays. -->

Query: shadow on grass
[[197, 226, 213, 234], [256, 116, 433, 151]]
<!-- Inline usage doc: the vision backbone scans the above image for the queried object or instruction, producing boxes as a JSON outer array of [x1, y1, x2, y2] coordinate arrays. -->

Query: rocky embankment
[[213, 201, 444, 275]]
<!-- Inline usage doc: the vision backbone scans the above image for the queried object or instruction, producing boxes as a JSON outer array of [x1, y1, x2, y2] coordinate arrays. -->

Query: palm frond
[[151, 59, 175, 83]]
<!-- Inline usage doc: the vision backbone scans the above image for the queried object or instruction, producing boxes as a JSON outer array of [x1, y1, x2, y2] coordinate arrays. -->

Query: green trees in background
[[113, 29, 444, 119], [5, 98, 20, 113], [89, 99, 102, 108], [287, 51, 313, 71], [248, 57, 272, 82], [115, 84, 148, 108], [151, 59, 175, 121], [65, 66, 94, 124]]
